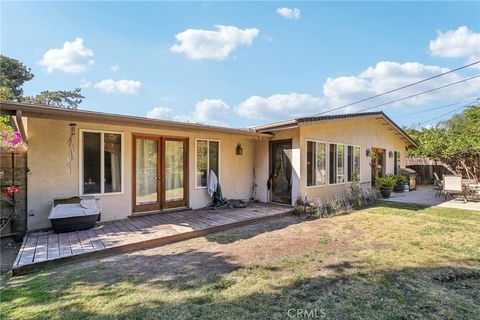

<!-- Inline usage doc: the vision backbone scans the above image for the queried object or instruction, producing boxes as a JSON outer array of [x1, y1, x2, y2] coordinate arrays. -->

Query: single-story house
[[1, 102, 416, 231]]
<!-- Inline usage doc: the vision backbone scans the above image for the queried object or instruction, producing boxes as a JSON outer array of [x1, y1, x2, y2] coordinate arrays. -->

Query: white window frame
[[195, 138, 221, 189], [328, 142, 347, 185], [79, 129, 125, 196], [346, 144, 361, 183], [305, 139, 328, 188]]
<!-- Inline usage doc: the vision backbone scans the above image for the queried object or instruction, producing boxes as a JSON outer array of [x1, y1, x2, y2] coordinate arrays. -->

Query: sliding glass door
[[133, 135, 188, 213]]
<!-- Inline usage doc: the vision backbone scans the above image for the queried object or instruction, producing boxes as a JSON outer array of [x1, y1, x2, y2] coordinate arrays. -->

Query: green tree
[[0, 54, 83, 109], [25, 88, 84, 109], [0, 55, 34, 98], [407, 105, 480, 178]]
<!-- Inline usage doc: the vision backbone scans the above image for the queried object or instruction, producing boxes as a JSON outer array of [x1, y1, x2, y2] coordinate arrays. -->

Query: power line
[[315, 60, 480, 116], [393, 98, 478, 118], [412, 99, 478, 127], [354, 75, 480, 113]]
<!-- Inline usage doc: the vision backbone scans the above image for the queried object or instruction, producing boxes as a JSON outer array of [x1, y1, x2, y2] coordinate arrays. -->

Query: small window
[[347, 145, 361, 182], [306, 140, 327, 187], [329, 143, 345, 184], [196, 139, 220, 187], [82, 131, 122, 195]]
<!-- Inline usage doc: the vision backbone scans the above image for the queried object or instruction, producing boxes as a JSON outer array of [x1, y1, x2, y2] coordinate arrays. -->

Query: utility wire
[[314, 60, 480, 116], [412, 98, 479, 127], [393, 98, 478, 118], [354, 75, 480, 113]]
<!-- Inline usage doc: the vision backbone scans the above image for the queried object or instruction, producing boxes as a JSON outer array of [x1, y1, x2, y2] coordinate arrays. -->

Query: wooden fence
[[1, 149, 27, 240]]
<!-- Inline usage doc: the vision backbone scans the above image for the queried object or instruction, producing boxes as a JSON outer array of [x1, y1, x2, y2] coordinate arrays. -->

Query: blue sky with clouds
[[2, 1, 479, 128]]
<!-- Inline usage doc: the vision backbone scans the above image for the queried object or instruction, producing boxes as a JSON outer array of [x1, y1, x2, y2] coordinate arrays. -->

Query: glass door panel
[[134, 137, 160, 212], [270, 140, 293, 204], [163, 138, 187, 208]]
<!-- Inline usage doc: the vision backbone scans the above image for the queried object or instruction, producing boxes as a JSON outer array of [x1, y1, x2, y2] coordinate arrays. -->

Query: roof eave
[[0, 101, 272, 139]]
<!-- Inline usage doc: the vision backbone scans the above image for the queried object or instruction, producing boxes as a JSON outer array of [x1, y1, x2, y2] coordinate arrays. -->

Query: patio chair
[[433, 172, 443, 198], [443, 175, 467, 202]]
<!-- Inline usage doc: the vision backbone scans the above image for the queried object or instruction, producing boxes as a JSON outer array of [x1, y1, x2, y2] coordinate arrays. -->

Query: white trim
[[79, 129, 125, 196], [327, 142, 347, 186], [346, 144, 361, 183], [305, 139, 328, 188], [195, 138, 221, 189]]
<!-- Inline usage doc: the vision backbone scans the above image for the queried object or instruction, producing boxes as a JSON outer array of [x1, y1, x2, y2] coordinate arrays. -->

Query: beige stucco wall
[[299, 117, 408, 200], [253, 117, 409, 205], [26, 115, 410, 230], [27, 118, 258, 230]]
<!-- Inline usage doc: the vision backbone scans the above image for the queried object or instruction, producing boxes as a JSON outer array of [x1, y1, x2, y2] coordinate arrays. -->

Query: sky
[[1, 1, 479, 128]]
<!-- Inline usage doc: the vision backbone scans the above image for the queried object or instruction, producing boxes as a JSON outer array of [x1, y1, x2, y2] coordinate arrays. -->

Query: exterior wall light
[[388, 151, 394, 158], [366, 148, 371, 157]]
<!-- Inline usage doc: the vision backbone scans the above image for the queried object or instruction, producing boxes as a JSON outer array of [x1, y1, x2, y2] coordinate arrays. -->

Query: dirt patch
[[72, 214, 381, 286]]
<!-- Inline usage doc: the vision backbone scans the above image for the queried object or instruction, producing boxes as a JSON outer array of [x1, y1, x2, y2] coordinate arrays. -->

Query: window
[[347, 145, 361, 182], [81, 131, 123, 195], [306, 140, 327, 187], [196, 139, 220, 187], [393, 151, 400, 174], [329, 143, 345, 184]]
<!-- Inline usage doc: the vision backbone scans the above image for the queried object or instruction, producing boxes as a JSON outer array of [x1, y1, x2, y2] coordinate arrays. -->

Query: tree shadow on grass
[[5, 264, 479, 320], [205, 215, 302, 244], [2, 243, 480, 320]]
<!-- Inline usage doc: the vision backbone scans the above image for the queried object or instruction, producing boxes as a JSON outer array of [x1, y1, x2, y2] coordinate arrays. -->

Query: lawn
[[1, 203, 479, 319]]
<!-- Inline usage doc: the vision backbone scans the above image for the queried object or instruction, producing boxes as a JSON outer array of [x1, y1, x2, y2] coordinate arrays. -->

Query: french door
[[133, 135, 188, 213]]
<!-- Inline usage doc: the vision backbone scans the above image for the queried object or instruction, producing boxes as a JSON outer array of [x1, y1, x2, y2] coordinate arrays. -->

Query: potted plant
[[376, 175, 397, 198], [393, 175, 408, 192]]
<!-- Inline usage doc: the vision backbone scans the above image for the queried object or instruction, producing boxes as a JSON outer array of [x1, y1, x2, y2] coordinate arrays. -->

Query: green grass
[[1, 203, 479, 319]]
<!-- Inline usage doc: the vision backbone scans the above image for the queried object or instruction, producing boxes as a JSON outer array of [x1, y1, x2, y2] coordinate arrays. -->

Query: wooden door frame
[[269, 139, 293, 204], [162, 136, 189, 209], [132, 135, 162, 213], [132, 134, 189, 213]]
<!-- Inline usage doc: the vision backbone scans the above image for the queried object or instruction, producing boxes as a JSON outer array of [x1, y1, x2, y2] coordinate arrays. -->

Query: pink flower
[[6, 131, 22, 147], [6, 185, 20, 196]]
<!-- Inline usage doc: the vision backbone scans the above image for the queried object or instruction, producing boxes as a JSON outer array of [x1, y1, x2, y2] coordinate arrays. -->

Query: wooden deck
[[12, 203, 292, 275]]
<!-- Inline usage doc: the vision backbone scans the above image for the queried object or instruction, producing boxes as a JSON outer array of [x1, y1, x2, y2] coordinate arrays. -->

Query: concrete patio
[[385, 186, 480, 211]]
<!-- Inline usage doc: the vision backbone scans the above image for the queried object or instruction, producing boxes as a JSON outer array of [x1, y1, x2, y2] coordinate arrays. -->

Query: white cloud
[[170, 25, 260, 60], [175, 99, 230, 126], [110, 64, 119, 72], [235, 61, 480, 122], [79, 80, 92, 89], [39, 38, 94, 73], [236, 93, 327, 120], [94, 79, 142, 95], [146, 107, 173, 119], [429, 26, 480, 65], [323, 61, 480, 111], [276, 7, 301, 20]]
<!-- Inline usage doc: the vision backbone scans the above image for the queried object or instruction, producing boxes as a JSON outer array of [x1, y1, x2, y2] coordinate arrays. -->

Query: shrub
[[297, 185, 379, 219], [376, 175, 397, 188], [393, 174, 408, 186]]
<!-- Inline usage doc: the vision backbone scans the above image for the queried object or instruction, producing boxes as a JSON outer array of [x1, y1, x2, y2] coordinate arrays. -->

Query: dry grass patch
[[1, 202, 479, 319]]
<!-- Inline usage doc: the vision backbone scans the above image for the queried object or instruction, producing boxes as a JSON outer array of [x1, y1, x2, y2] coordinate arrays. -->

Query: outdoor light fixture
[[366, 148, 371, 157], [389, 151, 394, 158], [236, 144, 243, 155]]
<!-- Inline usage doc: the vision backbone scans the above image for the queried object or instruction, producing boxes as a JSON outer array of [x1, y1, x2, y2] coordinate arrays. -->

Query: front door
[[133, 135, 188, 213], [270, 140, 293, 204], [371, 147, 385, 184]]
